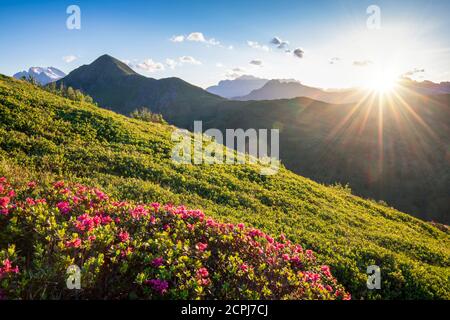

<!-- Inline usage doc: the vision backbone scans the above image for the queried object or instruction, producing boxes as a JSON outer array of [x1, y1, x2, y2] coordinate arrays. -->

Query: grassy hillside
[[0, 75, 449, 299], [54, 55, 450, 224]]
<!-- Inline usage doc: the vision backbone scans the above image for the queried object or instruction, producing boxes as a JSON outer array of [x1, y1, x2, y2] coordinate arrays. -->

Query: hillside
[[204, 93, 450, 224], [54, 54, 224, 128], [0, 75, 449, 299], [53, 55, 450, 224]]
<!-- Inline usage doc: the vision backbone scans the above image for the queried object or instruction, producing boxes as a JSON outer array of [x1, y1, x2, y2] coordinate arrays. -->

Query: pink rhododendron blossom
[[151, 257, 165, 267], [65, 238, 82, 248], [56, 201, 71, 214], [197, 267, 209, 278], [195, 242, 208, 252], [118, 231, 130, 242], [145, 279, 169, 294]]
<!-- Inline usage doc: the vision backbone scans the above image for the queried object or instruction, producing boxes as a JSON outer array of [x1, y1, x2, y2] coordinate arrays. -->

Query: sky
[[0, 0, 449, 89]]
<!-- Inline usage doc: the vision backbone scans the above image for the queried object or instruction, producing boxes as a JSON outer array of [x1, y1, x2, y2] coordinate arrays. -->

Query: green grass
[[0, 74, 449, 299]]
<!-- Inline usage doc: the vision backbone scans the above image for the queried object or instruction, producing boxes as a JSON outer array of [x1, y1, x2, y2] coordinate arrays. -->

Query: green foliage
[[44, 81, 94, 104], [130, 107, 167, 124], [0, 179, 349, 299], [0, 75, 449, 299]]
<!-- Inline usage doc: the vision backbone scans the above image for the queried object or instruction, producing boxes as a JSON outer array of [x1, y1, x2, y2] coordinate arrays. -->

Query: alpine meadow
[[0, 0, 449, 308]]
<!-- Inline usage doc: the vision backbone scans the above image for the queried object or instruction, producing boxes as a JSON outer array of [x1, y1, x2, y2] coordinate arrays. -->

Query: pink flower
[[27, 181, 37, 188], [151, 203, 160, 211], [53, 181, 65, 189], [321, 265, 331, 277], [129, 205, 148, 219], [240, 263, 249, 272], [65, 238, 82, 248], [282, 254, 290, 261], [265, 235, 274, 244], [121, 247, 133, 257], [101, 215, 113, 224], [56, 201, 71, 214], [237, 223, 245, 230], [197, 267, 209, 278], [151, 257, 164, 267], [26, 198, 35, 206], [195, 242, 208, 252], [0, 259, 19, 279], [94, 189, 108, 201], [0, 196, 10, 208], [118, 231, 130, 242], [145, 279, 169, 295]]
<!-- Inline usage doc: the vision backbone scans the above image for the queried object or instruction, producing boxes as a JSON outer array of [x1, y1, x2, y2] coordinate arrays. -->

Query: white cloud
[[170, 32, 222, 46], [270, 37, 289, 49], [250, 59, 263, 66], [179, 56, 201, 65], [165, 56, 202, 69], [329, 57, 340, 64], [62, 55, 77, 63], [216, 62, 225, 68], [170, 35, 185, 42], [136, 59, 165, 72], [225, 67, 248, 79], [293, 48, 305, 59], [187, 32, 206, 42], [353, 60, 372, 67], [247, 41, 270, 51], [165, 58, 178, 69]]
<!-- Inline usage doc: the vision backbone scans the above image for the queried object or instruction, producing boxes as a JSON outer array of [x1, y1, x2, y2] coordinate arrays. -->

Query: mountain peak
[[88, 54, 137, 77], [13, 66, 66, 85]]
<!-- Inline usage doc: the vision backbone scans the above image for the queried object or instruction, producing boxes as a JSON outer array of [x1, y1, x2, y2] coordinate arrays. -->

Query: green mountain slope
[[0, 75, 449, 299], [53, 55, 450, 224], [203, 94, 450, 224]]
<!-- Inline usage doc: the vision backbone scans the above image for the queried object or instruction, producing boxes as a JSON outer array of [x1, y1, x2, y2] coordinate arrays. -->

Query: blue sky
[[1, 0, 449, 88]]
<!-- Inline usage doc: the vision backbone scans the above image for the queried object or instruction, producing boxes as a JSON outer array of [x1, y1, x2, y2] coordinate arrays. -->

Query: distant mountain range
[[13, 67, 65, 85], [52, 54, 450, 223], [233, 79, 366, 104], [55, 54, 224, 129], [206, 75, 269, 99], [231, 77, 450, 103], [397, 77, 450, 95]]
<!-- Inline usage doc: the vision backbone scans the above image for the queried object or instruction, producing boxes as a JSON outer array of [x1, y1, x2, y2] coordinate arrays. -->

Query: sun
[[366, 69, 399, 94]]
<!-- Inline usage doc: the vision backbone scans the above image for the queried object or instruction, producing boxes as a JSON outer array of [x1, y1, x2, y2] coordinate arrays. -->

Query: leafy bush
[[130, 107, 166, 124], [0, 178, 349, 299]]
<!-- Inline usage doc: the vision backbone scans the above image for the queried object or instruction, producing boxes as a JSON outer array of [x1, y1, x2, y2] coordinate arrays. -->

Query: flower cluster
[[0, 178, 350, 300]]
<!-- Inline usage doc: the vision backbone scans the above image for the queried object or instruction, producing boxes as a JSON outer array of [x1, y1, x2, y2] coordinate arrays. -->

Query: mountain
[[13, 67, 65, 85], [1, 74, 449, 299], [54, 54, 225, 128], [398, 77, 450, 95], [234, 79, 366, 104], [205, 91, 450, 224], [51, 54, 449, 223], [206, 75, 269, 99], [234, 77, 450, 104]]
